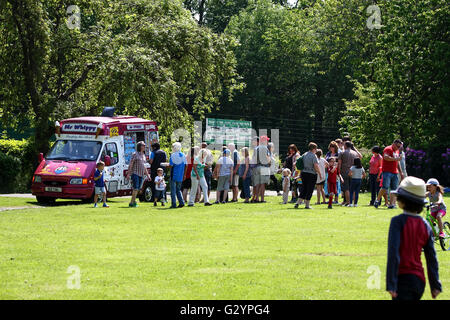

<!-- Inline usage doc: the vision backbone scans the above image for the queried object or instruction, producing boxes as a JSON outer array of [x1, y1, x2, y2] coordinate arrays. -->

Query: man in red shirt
[[375, 139, 404, 209]]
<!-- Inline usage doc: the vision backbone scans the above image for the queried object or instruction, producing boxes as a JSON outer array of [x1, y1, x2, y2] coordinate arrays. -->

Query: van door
[[100, 142, 120, 195]]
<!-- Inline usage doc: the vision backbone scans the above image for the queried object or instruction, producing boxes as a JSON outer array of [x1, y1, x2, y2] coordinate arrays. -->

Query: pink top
[[369, 154, 383, 175]]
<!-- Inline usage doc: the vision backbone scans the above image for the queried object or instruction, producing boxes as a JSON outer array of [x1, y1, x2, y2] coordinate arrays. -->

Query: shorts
[[154, 190, 166, 201], [251, 166, 258, 186], [95, 186, 106, 195], [131, 174, 144, 190], [182, 178, 191, 190], [431, 209, 447, 219], [231, 174, 239, 187], [382, 172, 399, 191], [296, 182, 303, 194], [254, 166, 270, 185], [327, 181, 337, 195], [341, 174, 351, 192], [316, 180, 325, 186], [217, 175, 230, 192]]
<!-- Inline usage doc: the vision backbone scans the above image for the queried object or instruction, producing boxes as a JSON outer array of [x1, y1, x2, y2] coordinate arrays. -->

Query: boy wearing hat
[[386, 176, 442, 300]]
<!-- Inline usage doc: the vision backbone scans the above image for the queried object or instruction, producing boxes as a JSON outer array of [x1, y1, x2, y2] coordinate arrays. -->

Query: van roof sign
[[61, 123, 98, 133], [59, 116, 158, 136]]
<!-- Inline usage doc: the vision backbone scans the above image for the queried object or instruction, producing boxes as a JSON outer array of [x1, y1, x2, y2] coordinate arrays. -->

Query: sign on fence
[[205, 118, 252, 147]]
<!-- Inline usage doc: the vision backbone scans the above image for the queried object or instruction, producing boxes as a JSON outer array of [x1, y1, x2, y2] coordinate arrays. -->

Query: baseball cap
[[392, 176, 427, 204], [260, 135, 270, 142], [426, 178, 439, 186]]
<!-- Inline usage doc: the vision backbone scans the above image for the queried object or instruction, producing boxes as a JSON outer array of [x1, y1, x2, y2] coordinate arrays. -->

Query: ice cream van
[[31, 111, 159, 204]]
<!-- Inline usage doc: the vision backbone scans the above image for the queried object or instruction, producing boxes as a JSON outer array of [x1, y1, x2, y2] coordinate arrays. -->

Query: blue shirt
[[170, 152, 187, 182], [94, 169, 104, 187]]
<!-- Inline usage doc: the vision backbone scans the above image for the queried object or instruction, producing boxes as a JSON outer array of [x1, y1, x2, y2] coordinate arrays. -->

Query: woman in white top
[[315, 149, 329, 205]]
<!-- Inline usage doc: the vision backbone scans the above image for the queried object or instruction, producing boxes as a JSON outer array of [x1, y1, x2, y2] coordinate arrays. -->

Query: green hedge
[[0, 137, 36, 193], [0, 152, 21, 193]]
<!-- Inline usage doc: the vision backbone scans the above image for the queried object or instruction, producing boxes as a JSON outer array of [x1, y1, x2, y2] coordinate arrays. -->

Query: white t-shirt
[[317, 158, 327, 183], [218, 156, 234, 176], [154, 175, 166, 191]]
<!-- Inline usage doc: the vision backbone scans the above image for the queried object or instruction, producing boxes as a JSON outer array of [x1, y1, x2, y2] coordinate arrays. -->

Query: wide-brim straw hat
[[392, 176, 427, 204]]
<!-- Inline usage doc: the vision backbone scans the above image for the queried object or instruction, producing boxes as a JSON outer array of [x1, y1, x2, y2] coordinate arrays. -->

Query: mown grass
[[1, 193, 449, 300]]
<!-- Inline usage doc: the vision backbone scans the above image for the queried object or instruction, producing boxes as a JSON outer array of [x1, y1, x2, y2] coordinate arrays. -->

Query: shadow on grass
[[25, 198, 124, 207]]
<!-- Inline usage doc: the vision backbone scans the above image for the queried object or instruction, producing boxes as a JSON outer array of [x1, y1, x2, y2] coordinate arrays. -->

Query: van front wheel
[[139, 185, 153, 202]]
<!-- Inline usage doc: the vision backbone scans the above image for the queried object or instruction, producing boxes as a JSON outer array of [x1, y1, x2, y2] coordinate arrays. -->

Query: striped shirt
[[129, 152, 147, 177]]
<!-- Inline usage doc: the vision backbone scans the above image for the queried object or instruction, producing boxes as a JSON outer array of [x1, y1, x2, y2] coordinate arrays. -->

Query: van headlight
[[70, 178, 83, 185], [69, 178, 88, 185], [34, 176, 42, 183]]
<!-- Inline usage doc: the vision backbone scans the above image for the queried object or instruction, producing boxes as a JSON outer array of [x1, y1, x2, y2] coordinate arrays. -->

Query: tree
[[341, 0, 450, 148], [222, 0, 376, 147], [0, 0, 241, 157], [183, 0, 292, 34]]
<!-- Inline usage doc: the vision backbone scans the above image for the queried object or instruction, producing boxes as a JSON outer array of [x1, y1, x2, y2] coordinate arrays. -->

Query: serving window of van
[[100, 142, 119, 166], [123, 131, 150, 164]]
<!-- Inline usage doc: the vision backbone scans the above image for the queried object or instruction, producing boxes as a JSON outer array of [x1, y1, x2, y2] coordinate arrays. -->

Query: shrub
[[0, 152, 21, 193], [442, 148, 450, 185], [0, 137, 36, 192], [405, 147, 449, 186]]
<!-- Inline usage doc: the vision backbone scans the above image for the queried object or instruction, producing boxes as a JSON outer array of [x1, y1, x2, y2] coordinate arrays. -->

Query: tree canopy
[[0, 0, 242, 154], [341, 0, 450, 149], [0, 0, 448, 156]]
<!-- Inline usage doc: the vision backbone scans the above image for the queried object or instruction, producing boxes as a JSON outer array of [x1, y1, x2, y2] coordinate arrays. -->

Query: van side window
[[101, 143, 119, 166]]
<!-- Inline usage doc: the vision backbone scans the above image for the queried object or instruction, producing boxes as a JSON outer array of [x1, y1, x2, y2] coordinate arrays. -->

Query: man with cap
[[386, 176, 442, 300]]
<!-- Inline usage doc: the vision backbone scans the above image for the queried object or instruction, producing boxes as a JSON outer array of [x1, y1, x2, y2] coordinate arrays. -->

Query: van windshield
[[46, 140, 102, 161]]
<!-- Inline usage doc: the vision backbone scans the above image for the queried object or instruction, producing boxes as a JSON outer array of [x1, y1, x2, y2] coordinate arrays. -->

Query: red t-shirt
[[185, 162, 193, 179], [382, 145, 399, 174], [369, 154, 383, 174], [327, 166, 338, 183]]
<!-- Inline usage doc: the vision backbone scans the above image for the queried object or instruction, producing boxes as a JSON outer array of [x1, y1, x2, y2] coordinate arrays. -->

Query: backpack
[[233, 150, 238, 168], [296, 154, 304, 171]]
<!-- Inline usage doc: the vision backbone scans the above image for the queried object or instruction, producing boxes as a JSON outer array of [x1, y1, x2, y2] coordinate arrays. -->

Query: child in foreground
[[153, 168, 166, 206], [93, 161, 109, 208], [426, 178, 447, 238], [386, 176, 441, 300]]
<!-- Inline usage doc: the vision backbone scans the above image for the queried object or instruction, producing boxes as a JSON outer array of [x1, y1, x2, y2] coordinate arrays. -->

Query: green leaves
[[0, 0, 241, 152], [342, 0, 450, 149]]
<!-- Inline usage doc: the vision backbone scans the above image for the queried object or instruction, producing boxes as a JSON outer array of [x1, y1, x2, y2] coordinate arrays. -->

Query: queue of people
[[118, 136, 446, 217]]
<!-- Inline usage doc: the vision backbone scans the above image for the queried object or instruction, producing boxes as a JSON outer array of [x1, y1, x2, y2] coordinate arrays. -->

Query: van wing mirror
[[38, 153, 44, 163]]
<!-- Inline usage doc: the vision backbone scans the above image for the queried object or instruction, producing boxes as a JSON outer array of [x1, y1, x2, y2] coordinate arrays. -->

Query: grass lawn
[[1, 193, 449, 300]]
